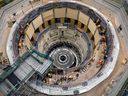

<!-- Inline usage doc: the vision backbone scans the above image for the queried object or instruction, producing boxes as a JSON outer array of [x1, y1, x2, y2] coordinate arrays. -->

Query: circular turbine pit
[[50, 47, 76, 69], [6, 1, 119, 95], [52, 48, 75, 68]]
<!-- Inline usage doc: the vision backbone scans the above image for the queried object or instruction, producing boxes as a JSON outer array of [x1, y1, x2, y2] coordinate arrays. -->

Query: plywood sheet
[[32, 15, 43, 29], [79, 11, 89, 25], [88, 19, 97, 35], [67, 8, 78, 20], [54, 8, 66, 18]]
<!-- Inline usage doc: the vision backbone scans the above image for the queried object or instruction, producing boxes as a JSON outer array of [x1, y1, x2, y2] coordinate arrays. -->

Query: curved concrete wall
[[24, 7, 99, 49]]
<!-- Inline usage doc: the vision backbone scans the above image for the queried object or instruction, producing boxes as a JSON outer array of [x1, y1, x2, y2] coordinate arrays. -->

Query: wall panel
[[88, 19, 97, 35], [32, 15, 43, 29], [94, 29, 100, 45], [26, 23, 35, 39], [79, 11, 89, 25], [54, 8, 66, 18], [43, 10, 54, 22], [67, 8, 78, 20]]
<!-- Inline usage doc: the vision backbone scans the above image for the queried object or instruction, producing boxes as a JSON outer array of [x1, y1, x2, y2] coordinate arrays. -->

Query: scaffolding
[[0, 48, 52, 96]]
